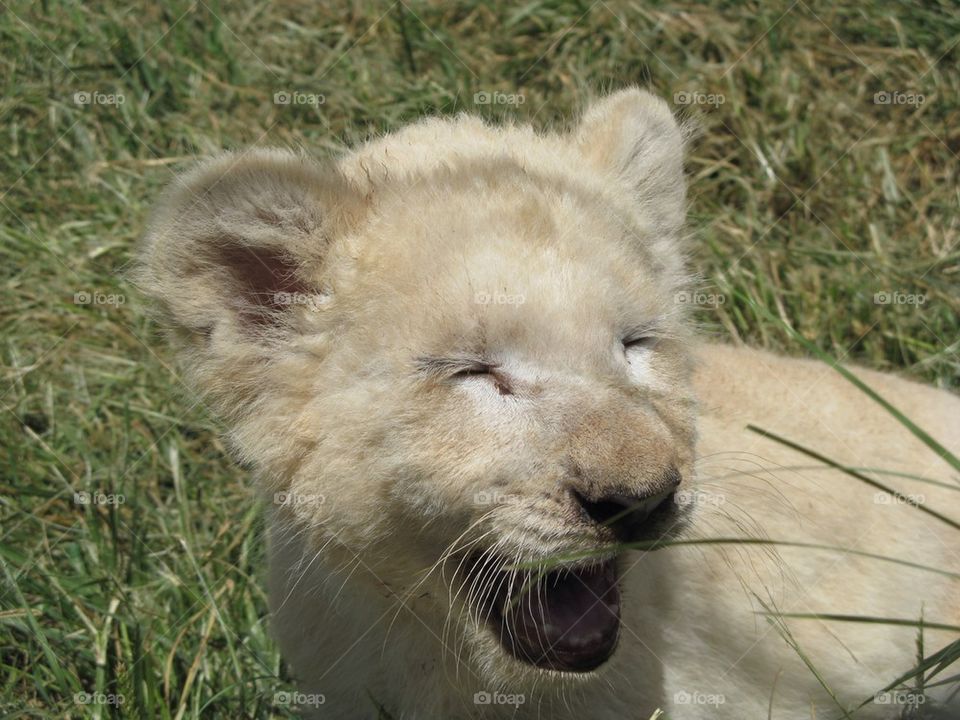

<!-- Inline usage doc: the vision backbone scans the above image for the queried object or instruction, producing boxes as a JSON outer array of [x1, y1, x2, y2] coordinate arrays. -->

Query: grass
[[0, 0, 957, 717]]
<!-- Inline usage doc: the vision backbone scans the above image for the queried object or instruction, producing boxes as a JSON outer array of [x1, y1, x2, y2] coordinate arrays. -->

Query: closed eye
[[435, 361, 512, 395], [416, 357, 511, 394], [622, 335, 657, 350], [451, 362, 497, 378], [456, 364, 512, 395], [416, 356, 490, 378]]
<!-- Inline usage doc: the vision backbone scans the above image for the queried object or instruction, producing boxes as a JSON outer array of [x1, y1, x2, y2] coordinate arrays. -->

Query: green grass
[[0, 0, 957, 717]]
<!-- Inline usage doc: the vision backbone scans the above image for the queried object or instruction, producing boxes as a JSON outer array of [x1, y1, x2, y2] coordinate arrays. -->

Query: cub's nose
[[572, 479, 680, 542]]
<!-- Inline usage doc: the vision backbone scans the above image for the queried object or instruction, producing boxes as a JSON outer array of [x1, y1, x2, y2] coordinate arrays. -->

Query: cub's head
[[138, 89, 697, 688]]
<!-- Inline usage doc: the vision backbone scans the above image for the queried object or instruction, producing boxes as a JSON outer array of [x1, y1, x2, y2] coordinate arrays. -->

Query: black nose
[[572, 486, 678, 542]]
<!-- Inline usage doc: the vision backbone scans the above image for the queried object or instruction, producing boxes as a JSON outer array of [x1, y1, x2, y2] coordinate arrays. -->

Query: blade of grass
[[0, 558, 75, 700], [756, 597, 855, 720], [755, 613, 960, 633], [922, 671, 960, 690], [747, 424, 960, 532], [851, 639, 960, 712], [511, 538, 960, 580], [738, 290, 960, 477], [760, 465, 960, 492]]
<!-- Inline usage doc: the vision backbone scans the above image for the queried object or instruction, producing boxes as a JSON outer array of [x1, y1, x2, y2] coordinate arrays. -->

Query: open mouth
[[463, 553, 621, 672]]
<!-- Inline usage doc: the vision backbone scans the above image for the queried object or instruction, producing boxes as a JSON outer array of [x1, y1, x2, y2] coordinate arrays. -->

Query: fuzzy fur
[[137, 89, 960, 719]]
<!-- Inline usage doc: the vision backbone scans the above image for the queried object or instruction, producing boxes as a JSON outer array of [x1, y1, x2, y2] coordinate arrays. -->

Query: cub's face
[[139, 89, 696, 686]]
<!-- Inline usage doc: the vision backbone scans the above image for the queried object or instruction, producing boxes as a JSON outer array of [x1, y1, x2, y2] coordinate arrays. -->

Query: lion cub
[[139, 89, 959, 719]]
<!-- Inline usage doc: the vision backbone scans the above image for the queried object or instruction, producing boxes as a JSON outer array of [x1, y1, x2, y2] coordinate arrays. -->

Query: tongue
[[500, 562, 621, 671]]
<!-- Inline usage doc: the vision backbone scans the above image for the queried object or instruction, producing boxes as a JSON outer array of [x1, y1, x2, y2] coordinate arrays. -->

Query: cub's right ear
[[135, 149, 361, 414], [137, 148, 359, 342]]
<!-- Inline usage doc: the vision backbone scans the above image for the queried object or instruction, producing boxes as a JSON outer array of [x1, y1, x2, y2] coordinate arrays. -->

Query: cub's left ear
[[574, 88, 688, 235]]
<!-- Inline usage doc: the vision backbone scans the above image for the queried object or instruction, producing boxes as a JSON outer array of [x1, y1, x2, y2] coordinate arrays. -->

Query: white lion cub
[[139, 89, 959, 719]]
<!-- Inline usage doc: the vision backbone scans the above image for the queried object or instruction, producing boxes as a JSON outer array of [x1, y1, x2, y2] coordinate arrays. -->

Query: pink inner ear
[[215, 243, 308, 327]]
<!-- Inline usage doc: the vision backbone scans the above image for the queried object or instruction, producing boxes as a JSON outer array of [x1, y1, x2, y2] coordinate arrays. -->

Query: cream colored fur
[[138, 89, 960, 719]]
